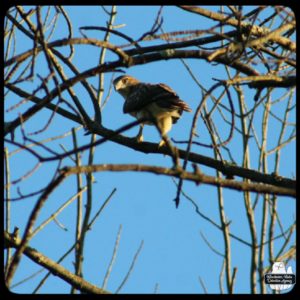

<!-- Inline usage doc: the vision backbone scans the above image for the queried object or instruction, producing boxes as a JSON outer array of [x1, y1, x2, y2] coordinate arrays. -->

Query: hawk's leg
[[156, 117, 180, 169], [157, 117, 172, 148], [136, 124, 144, 143]]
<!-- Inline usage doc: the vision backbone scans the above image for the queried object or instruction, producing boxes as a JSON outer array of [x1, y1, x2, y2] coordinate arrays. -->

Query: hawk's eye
[[122, 78, 128, 84]]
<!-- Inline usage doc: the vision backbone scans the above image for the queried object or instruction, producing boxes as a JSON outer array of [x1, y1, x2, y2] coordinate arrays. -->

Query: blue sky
[[4, 6, 296, 294]]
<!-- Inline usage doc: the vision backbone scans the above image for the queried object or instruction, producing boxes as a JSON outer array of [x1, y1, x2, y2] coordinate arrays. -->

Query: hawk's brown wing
[[123, 83, 191, 114]]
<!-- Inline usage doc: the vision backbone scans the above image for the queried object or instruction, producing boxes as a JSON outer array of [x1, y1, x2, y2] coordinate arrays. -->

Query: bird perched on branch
[[113, 75, 192, 147]]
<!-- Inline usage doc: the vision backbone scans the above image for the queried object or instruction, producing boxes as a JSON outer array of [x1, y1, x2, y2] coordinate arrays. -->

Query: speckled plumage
[[113, 75, 191, 146]]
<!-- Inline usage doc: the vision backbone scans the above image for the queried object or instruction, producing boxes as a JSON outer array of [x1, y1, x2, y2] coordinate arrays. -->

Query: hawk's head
[[113, 75, 140, 97]]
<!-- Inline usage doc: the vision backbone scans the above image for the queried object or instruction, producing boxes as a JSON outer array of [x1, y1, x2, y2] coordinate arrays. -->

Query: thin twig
[[115, 240, 144, 293], [102, 224, 122, 289]]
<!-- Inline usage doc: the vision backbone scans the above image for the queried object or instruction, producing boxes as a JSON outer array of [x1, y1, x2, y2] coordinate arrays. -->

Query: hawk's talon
[[136, 134, 144, 143], [158, 139, 166, 148]]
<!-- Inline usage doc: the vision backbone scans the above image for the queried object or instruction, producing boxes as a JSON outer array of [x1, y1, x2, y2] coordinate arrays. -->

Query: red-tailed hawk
[[113, 75, 192, 147]]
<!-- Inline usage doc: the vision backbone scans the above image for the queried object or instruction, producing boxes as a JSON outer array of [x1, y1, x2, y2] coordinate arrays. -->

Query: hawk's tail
[[177, 99, 192, 112]]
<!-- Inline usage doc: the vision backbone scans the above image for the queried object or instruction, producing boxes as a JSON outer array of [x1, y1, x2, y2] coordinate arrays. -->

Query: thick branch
[[62, 164, 296, 198], [4, 231, 110, 294], [5, 40, 259, 78], [226, 75, 296, 89]]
